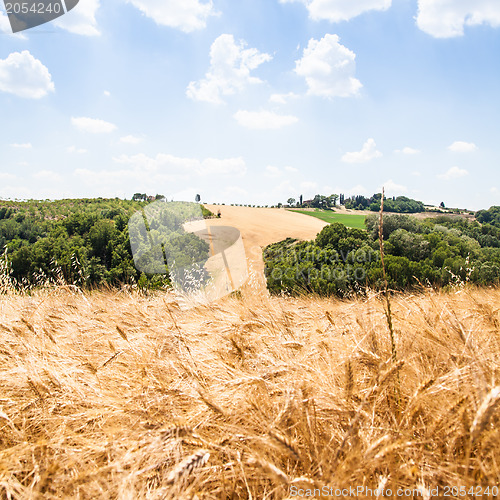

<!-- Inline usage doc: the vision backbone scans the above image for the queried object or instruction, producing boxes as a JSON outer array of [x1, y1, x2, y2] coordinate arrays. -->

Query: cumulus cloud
[[125, 0, 215, 32], [0, 11, 27, 38], [53, 0, 100, 35], [71, 117, 117, 133], [234, 110, 299, 130], [300, 181, 318, 191], [0, 12, 10, 33], [382, 179, 408, 194], [395, 146, 420, 155], [265, 165, 299, 178], [224, 186, 248, 197], [0, 51, 54, 98], [34, 170, 62, 182], [0, 172, 17, 181], [265, 166, 299, 179], [448, 141, 477, 152], [416, 0, 500, 38], [438, 166, 469, 180], [279, 0, 391, 22], [187, 34, 272, 104], [342, 138, 382, 163], [265, 166, 282, 178], [295, 34, 362, 98], [269, 92, 300, 104], [10, 143, 32, 149], [120, 135, 144, 144], [67, 146, 88, 154], [113, 153, 247, 176]]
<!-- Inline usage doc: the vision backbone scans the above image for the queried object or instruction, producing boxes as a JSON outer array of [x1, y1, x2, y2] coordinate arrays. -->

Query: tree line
[[0, 198, 213, 290], [284, 193, 426, 213], [263, 206, 500, 297]]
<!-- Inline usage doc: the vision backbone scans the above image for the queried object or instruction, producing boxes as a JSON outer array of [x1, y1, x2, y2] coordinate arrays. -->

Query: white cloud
[[295, 34, 362, 98], [172, 188, 208, 202], [265, 166, 282, 178], [234, 110, 299, 130], [113, 153, 247, 176], [75, 167, 181, 186], [0, 172, 16, 181], [265, 165, 299, 178], [342, 138, 382, 163], [269, 92, 300, 104], [201, 157, 247, 176], [125, 0, 215, 32], [382, 179, 408, 194], [416, 0, 500, 38], [491, 187, 498, 194], [395, 146, 420, 155], [280, 0, 391, 22], [34, 170, 62, 182], [120, 134, 144, 144], [53, 0, 100, 35], [187, 34, 272, 104], [0, 12, 27, 38], [346, 184, 369, 195], [300, 181, 318, 191], [224, 186, 248, 197], [10, 142, 32, 149], [448, 141, 477, 152], [0, 12, 10, 33], [67, 146, 88, 154], [267, 180, 298, 200], [3, 0, 216, 37], [438, 166, 469, 180], [0, 51, 54, 98], [103, 90, 111, 97], [71, 117, 117, 134]]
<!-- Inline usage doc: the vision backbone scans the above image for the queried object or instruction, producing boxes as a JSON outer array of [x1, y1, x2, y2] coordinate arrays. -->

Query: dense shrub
[[264, 213, 500, 297], [344, 193, 425, 213], [0, 198, 213, 289]]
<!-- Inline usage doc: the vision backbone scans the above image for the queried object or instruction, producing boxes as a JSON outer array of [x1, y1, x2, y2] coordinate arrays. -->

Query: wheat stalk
[[470, 386, 500, 442], [165, 450, 210, 485]]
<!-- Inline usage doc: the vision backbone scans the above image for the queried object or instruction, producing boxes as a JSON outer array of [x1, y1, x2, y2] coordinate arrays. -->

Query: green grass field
[[289, 209, 367, 229]]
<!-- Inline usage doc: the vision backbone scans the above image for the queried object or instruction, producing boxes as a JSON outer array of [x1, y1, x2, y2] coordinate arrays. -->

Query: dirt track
[[204, 205, 327, 274]]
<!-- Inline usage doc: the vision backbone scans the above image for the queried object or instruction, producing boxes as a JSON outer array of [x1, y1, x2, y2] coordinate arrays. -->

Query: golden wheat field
[[0, 284, 499, 499]]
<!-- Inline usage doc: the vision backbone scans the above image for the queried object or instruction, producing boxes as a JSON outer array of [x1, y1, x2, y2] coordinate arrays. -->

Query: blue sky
[[0, 0, 499, 209]]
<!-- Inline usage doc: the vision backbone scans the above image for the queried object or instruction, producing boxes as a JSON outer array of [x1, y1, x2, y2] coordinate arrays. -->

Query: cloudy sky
[[0, 0, 499, 209]]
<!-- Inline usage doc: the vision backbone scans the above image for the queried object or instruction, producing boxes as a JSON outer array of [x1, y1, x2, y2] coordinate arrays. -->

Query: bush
[[264, 210, 500, 297]]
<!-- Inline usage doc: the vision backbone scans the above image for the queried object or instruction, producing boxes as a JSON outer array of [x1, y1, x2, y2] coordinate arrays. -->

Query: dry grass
[[0, 285, 499, 498]]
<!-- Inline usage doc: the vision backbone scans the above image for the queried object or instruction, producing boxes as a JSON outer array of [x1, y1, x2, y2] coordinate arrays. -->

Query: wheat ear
[[166, 450, 210, 485]]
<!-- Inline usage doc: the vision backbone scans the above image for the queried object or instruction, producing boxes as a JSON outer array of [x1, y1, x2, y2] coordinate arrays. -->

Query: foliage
[[476, 206, 500, 227], [0, 198, 214, 290], [343, 193, 425, 213], [264, 214, 500, 297]]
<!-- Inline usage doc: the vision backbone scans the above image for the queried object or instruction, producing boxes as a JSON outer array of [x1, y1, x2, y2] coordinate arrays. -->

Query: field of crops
[[289, 209, 367, 229], [0, 286, 498, 498]]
